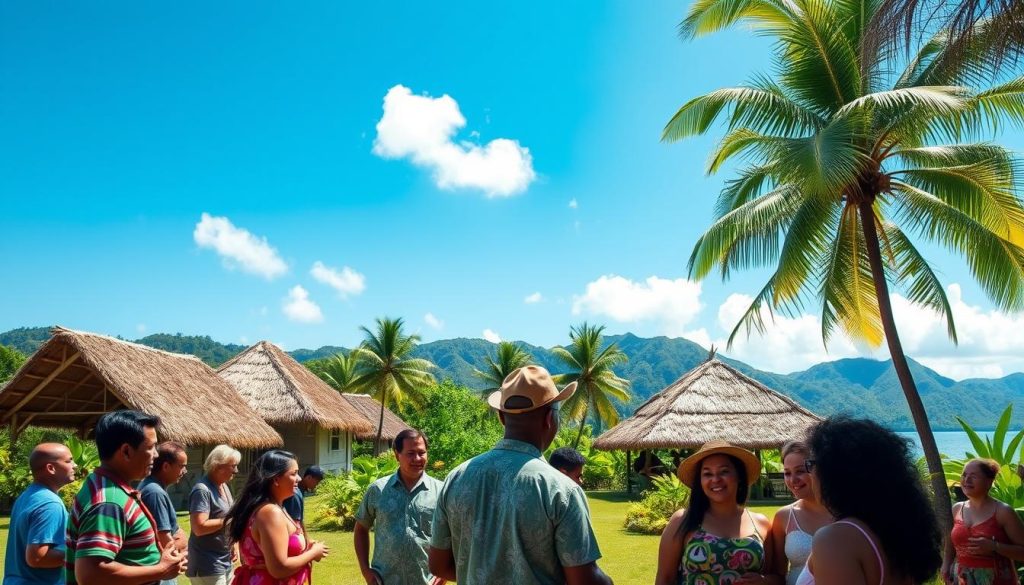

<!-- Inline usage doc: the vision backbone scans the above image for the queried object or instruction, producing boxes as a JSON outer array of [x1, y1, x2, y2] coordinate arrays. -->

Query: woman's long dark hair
[[226, 449, 297, 543], [679, 454, 749, 537], [808, 416, 942, 583]]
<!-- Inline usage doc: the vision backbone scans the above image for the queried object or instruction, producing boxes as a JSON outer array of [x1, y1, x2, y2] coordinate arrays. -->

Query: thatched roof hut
[[216, 341, 373, 434], [0, 327, 282, 448], [593, 359, 822, 451], [341, 393, 412, 441]]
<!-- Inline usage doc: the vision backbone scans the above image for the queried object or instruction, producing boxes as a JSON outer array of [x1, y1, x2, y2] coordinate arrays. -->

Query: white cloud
[[524, 292, 544, 304], [572, 275, 705, 335], [372, 85, 536, 197], [310, 261, 366, 298], [569, 198, 578, 209], [282, 286, 323, 323], [713, 293, 861, 374], [136, 323, 146, 334], [193, 213, 288, 279], [483, 329, 502, 343], [424, 312, 444, 330], [710, 283, 1024, 379]]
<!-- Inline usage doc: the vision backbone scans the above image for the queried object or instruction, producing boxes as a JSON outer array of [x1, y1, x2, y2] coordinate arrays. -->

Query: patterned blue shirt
[[430, 439, 602, 585], [355, 471, 442, 585]]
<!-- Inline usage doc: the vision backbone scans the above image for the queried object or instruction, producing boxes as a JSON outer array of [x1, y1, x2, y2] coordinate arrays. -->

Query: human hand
[[430, 577, 446, 585], [309, 541, 329, 562], [157, 544, 187, 579], [966, 536, 998, 557], [362, 568, 383, 585], [230, 547, 238, 564]]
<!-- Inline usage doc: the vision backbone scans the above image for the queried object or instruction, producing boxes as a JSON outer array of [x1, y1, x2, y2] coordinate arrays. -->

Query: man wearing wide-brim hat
[[427, 365, 614, 585]]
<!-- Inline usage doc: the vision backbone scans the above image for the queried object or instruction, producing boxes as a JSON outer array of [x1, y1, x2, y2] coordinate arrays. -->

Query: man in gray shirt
[[139, 441, 189, 585], [428, 366, 613, 585]]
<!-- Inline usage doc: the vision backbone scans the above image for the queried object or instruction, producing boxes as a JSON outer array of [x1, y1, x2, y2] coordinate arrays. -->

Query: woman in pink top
[[225, 450, 329, 585], [800, 417, 942, 584]]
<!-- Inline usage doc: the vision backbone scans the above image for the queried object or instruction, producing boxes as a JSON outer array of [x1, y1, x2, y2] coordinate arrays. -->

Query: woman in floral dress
[[655, 441, 775, 585]]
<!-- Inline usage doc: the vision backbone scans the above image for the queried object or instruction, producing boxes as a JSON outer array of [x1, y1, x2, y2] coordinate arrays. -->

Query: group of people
[[2, 411, 327, 585], [4, 364, 1024, 585]]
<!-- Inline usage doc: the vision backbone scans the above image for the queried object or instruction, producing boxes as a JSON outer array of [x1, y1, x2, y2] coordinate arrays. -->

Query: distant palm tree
[[664, 0, 1024, 534], [350, 317, 436, 454], [473, 341, 533, 399], [553, 323, 631, 448], [317, 352, 357, 392]]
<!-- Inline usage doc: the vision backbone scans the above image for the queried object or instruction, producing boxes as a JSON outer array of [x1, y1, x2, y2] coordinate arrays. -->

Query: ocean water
[[897, 430, 1022, 459]]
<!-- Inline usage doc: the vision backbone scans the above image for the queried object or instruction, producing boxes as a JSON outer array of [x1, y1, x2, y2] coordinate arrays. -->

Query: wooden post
[[625, 450, 632, 495]]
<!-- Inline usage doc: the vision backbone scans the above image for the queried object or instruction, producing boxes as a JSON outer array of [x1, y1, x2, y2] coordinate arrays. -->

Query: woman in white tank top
[[767, 441, 832, 585]]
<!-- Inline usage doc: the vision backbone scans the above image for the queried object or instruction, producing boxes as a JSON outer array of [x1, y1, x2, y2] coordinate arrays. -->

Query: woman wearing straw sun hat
[[655, 441, 775, 585]]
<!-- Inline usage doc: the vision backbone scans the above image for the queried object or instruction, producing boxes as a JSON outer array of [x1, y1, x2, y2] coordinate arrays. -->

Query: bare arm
[[428, 547, 457, 582], [564, 561, 614, 585], [752, 512, 785, 585], [25, 544, 64, 569], [942, 503, 959, 584], [806, 525, 866, 585], [75, 546, 184, 585], [655, 509, 687, 585], [767, 507, 790, 581], [353, 521, 378, 584], [992, 504, 1024, 561], [253, 505, 326, 579], [190, 510, 225, 536], [173, 528, 187, 553]]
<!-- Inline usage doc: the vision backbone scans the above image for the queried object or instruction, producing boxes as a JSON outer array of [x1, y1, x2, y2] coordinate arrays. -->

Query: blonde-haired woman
[[768, 441, 832, 585], [188, 444, 241, 585]]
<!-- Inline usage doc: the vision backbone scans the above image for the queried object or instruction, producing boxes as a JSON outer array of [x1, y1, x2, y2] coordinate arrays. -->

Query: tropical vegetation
[[473, 341, 533, 399], [0, 345, 26, 384], [349, 317, 436, 454], [942, 404, 1024, 510], [553, 324, 632, 447], [623, 474, 691, 534], [310, 352, 358, 392], [665, 0, 1024, 533]]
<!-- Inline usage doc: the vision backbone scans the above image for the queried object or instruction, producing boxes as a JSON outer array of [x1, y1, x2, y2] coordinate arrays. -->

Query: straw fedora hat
[[676, 440, 761, 488], [487, 365, 577, 414]]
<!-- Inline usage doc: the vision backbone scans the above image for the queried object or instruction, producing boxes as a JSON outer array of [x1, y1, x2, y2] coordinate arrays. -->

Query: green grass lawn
[[0, 494, 781, 584]]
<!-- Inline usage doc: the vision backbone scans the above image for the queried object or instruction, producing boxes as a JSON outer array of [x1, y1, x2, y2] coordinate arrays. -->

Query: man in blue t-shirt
[[3, 443, 77, 585], [138, 441, 188, 585], [282, 465, 324, 541]]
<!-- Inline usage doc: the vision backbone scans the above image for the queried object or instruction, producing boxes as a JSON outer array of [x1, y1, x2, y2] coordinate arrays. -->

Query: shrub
[[310, 454, 398, 531], [623, 474, 690, 535]]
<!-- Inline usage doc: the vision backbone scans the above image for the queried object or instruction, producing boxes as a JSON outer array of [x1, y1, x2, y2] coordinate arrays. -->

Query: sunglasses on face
[[804, 459, 817, 473]]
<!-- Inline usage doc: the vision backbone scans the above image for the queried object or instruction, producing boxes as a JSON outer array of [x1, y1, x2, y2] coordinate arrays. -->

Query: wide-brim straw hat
[[487, 365, 577, 414], [677, 440, 761, 488]]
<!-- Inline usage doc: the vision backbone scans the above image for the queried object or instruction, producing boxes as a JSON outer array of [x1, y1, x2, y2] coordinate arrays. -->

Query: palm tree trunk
[[574, 402, 589, 448], [859, 201, 954, 538], [375, 388, 386, 457]]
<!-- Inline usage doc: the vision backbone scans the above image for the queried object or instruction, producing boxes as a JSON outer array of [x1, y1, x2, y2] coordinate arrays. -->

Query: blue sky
[[3, 1, 1024, 379]]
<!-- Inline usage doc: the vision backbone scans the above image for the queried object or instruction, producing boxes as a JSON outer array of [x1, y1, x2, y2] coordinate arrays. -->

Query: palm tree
[[473, 341, 534, 399], [868, 0, 1022, 72], [664, 0, 1024, 535], [350, 317, 436, 454], [552, 323, 631, 448], [316, 352, 357, 392]]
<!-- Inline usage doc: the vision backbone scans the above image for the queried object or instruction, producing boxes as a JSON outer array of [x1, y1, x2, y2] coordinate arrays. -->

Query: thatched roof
[[217, 341, 373, 434], [341, 393, 412, 441], [593, 359, 822, 451], [0, 327, 282, 448]]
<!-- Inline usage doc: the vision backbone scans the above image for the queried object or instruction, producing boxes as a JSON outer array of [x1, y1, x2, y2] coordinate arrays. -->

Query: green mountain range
[[3, 326, 1021, 431]]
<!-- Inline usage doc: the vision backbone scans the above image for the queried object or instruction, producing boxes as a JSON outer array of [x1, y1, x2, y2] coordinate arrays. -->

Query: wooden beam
[[2, 352, 81, 421]]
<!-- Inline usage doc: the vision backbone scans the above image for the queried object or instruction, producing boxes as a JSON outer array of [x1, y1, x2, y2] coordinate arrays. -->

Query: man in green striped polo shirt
[[67, 410, 187, 585]]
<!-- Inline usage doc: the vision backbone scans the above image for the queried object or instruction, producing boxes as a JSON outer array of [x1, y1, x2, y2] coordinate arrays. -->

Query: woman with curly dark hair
[[798, 417, 942, 584]]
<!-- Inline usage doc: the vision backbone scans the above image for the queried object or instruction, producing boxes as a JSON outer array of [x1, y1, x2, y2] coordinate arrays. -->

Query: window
[[329, 430, 342, 453]]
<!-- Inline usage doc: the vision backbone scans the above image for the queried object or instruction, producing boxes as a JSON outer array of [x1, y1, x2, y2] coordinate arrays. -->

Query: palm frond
[[678, 0, 795, 39], [884, 221, 958, 341], [663, 85, 821, 143]]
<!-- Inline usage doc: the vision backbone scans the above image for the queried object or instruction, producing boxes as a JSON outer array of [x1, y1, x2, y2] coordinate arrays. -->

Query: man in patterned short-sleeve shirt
[[66, 410, 186, 585], [354, 429, 443, 585], [428, 366, 614, 585]]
